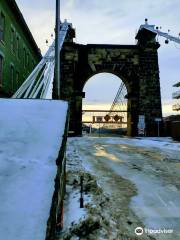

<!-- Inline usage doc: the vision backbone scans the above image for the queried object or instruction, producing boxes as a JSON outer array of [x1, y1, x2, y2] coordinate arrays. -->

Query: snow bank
[[0, 99, 68, 240], [99, 136, 180, 151]]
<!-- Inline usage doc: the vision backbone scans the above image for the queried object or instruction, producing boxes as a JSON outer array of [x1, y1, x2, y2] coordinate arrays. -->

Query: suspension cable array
[[12, 20, 70, 99], [109, 82, 127, 121], [109, 83, 126, 113], [101, 82, 127, 129], [139, 19, 180, 44]]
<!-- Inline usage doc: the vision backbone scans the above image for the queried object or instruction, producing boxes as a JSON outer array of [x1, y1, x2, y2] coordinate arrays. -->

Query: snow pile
[[0, 99, 68, 240], [106, 137, 180, 151], [62, 145, 92, 232]]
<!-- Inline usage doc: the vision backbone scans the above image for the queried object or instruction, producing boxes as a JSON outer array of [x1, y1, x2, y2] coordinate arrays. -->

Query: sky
[[16, 0, 180, 115]]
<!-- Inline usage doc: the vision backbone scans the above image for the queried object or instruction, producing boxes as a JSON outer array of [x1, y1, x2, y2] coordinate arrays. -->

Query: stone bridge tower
[[60, 25, 162, 136]]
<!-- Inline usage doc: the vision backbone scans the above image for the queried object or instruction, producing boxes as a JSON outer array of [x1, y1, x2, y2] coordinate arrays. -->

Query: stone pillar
[[136, 28, 163, 136], [74, 95, 83, 136], [60, 36, 78, 136], [126, 92, 139, 136]]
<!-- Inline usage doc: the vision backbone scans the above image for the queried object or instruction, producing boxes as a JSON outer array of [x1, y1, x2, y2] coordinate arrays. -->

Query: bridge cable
[[12, 20, 70, 100]]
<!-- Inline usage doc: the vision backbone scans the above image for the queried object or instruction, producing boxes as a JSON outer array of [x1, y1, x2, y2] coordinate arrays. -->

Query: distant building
[[172, 81, 180, 111], [0, 0, 41, 97]]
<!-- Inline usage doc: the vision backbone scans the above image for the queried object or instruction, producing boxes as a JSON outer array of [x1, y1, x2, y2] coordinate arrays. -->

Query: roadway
[[65, 136, 180, 240]]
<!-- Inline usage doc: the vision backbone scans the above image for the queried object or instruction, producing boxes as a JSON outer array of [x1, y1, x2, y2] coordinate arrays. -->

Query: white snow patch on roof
[[0, 99, 68, 240]]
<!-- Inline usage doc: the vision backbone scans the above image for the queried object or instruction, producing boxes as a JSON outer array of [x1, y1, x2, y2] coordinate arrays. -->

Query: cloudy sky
[[16, 0, 180, 115]]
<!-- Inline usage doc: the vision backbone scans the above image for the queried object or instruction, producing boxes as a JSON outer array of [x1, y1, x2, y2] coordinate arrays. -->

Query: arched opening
[[82, 73, 128, 136]]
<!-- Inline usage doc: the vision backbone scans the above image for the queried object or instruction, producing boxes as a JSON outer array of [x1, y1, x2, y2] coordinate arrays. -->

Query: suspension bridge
[[9, 19, 180, 136], [1, 13, 180, 240]]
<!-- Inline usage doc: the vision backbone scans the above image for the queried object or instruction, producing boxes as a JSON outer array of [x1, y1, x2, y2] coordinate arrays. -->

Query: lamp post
[[54, 0, 60, 99]]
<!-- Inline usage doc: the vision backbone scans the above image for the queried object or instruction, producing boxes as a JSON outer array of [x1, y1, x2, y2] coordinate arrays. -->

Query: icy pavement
[[0, 99, 68, 240], [63, 136, 180, 240]]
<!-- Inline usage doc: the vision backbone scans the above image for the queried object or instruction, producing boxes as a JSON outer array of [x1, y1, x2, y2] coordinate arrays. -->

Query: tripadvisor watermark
[[135, 227, 144, 236], [135, 227, 173, 236]]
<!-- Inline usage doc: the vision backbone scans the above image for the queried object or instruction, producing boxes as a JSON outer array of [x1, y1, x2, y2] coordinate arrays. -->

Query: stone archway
[[82, 71, 133, 136], [82, 73, 128, 134], [60, 26, 162, 136]]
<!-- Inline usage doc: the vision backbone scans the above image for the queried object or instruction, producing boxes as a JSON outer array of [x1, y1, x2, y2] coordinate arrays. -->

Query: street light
[[54, 0, 60, 99]]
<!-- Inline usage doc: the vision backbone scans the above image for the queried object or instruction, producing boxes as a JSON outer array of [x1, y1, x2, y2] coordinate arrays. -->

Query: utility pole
[[54, 0, 61, 99]]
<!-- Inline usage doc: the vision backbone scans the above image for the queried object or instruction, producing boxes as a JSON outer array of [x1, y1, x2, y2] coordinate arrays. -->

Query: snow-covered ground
[[0, 99, 68, 240], [62, 136, 180, 240]]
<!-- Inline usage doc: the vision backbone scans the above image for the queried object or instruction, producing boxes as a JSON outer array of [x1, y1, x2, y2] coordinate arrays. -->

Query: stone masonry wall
[[60, 26, 162, 136]]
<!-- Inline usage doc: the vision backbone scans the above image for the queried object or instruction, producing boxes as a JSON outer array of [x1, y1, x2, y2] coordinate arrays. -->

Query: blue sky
[[16, 0, 180, 115]]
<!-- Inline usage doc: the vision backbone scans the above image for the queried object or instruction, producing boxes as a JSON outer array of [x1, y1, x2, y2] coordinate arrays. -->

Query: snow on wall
[[0, 99, 68, 240]]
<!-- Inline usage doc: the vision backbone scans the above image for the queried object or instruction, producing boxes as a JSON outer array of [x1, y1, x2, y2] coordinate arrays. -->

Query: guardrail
[[46, 110, 69, 240]]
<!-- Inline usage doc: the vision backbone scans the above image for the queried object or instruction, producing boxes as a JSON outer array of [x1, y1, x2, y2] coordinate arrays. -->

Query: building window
[[0, 12, 5, 42], [23, 48, 26, 68], [16, 71, 19, 90], [10, 65, 14, 91], [0, 55, 3, 86], [11, 28, 16, 53], [17, 36, 20, 58], [27, 52, 29, 67]]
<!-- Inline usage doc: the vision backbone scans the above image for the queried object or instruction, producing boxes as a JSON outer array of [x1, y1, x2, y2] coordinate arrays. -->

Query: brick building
[[0, 0, 41, 97]]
